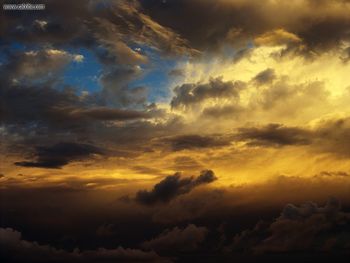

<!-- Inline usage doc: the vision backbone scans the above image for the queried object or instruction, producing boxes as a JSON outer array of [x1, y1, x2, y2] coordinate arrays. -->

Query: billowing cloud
[[135, 170, 217, 205], [142, 224, 208, 252], [171, 78, 244, 109], [0, 227, 170, 263], [231, 197, 350, 254]]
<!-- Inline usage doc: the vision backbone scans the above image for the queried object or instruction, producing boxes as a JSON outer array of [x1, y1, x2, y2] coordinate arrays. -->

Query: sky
[[1, 0, 350, 262]]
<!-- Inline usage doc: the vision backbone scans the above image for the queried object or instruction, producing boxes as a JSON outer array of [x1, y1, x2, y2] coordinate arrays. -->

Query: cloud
[[252, 78, 330, 115], [2, 0, 350, 64], [1, 0, 195, 58], [252, 68, 276, 85], [254, 29, 302, 47], [1, 49, 82, 82], [99, 66, 148, 107], [316, 171, 350, 178], [140, 0, 350, 56], [135, 170, 217, 205], [168, 68, 184, 77], [201, 105, 243, 119], [161, 134, 232, 151], [142, 224, 208, 252], [0, 227, 170, 263], [66, 107, 150, 121], [151, 174, 350, 224], [15, 142, 103, 169], [170, 156, 203, 171], [235, 116, 350, 157], [171, 77, 245, 109], [231, 197, 350, 254], [96, 224, 116, 237], [236, 123, 312, 147]]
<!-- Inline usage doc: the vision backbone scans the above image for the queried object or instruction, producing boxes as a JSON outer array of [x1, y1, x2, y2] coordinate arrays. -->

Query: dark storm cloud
[[96, 223, 116, 237], [162, 134, 232, 151], [252, 68, 276, 85], [311, 117, 350, 158], [171, 77, 245, 109], [140, 0, 350, 57], [0, 0, 195, 153], [0, 46, 189, 168], [14, 142, 103, 169], [0, 49, 151, 151], [297, 15, 350, 55], [139, 0, 266, 50], [236, 123, 312, 147], [230, 197, 350, 254], [0, 227, 170, 263], [248, 117, 350, 157], [0, 82, 81, 127], [142, 224, 208, 253], [2, 175, 350, 262], [0, 0, 195, 59], [135, 170, 217, 205], [2, 0, 350, 63]]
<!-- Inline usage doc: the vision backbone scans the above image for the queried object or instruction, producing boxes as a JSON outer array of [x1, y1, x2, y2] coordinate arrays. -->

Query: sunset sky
[[1, 0, 350, 262]]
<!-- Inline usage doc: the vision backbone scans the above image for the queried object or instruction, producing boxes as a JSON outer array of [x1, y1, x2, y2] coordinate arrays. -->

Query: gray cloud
[[161, 134, 232, 151], [140, 0, 350, 57], [15, 142, 103, 169], [170, 156, 203, 172], [201, 105, 243, 119], [142, 224, 208, 253], [231, 197, 350, 254], [252, 68, 276, 85], [0, 227, 170, 263], [168, 68, 184, 77], [135, 170, 217, 205], [235, 117, 350, 158], [236, 123, 312, 147], [67, 107, 150, 121], [99, 66, 148, 107], [171, 77, 245, 109]]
